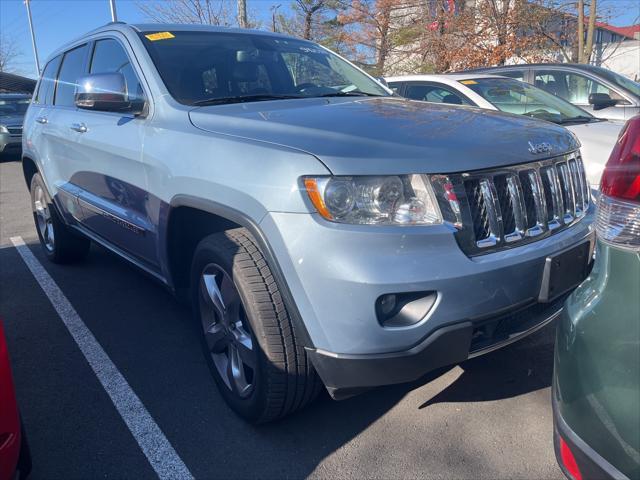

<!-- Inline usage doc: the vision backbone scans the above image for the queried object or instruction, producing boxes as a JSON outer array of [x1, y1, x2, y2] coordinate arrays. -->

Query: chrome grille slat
[[7, 125, 22, 136], [568, 158, 583, 216], [477, 179, 501, 248], [577, 155, 590, 211], [525, 169, 547, 237], [557, 162, 575, 223], [454, 153, 589, 256], [505, 175, 526, 242], [544, 166, 564, 230]]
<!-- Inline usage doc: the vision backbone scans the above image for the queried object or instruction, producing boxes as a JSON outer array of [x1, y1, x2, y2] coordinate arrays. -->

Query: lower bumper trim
[[552, 388, 628, 480], [308, 322, 474, 399], [310, 299, 566, 400]]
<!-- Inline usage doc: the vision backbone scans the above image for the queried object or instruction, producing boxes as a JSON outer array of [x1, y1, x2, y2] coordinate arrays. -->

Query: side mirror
[[75, 73, 144, 114], [588, 92, 619, 110]]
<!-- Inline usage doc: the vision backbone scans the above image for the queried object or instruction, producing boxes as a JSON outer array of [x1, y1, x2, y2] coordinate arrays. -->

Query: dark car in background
[[553, 116, 640, 480], [0, 94, 31, 159], [466, 64, 640, 121]]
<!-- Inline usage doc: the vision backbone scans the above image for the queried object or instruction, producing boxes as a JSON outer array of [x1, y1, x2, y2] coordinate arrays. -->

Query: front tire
[[30, 173, 90, 263], [191, 228, 321, 423]]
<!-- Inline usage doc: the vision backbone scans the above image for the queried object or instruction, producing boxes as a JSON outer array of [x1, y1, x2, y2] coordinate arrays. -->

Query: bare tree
[[529, 0, 609, 64], [297, 0, 329, 39], [276, 0, 341, 41], [582, 0, 598, 63], [137, 0, 234, 26], [0, 34, 21, 73]]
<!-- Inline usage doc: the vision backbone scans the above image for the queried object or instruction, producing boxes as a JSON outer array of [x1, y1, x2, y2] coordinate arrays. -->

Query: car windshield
[[588, 66, 640, 97], [138, 30, 389, 105], [461, 77, 596, 124], [0, 97, 31, 117]]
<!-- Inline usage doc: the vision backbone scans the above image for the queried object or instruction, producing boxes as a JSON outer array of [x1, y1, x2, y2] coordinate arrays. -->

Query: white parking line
[[10, 236, 194, 480]]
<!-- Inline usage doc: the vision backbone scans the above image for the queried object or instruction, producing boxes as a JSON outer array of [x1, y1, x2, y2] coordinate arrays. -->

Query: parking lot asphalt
[[0, 156, 564, 480]]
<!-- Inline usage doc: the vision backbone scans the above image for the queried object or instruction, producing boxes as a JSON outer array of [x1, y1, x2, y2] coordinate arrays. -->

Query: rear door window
[[534, 70, 622, 104], [54, 44, 89, 107], [35, 55, 62, 105]]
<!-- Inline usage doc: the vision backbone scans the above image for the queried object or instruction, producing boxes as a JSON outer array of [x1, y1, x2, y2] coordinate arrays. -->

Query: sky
[[0, 0, 288, 77], [1, 0, 639, 79]]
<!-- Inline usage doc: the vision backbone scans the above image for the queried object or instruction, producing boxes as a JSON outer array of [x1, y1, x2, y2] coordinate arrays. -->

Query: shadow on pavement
[[419, 323, 555, 408], [0, 239, 558, 479], [0, 151, 22, 163]]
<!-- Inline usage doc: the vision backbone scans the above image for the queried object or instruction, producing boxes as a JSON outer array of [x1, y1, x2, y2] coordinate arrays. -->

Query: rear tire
[[191, 228, 321, 423], [30, 173, 90, 264]]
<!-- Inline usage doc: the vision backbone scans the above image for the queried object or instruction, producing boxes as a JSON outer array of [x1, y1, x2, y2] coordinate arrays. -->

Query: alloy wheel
[[198, 263, 257, 398], [33, 185, 55, 252]]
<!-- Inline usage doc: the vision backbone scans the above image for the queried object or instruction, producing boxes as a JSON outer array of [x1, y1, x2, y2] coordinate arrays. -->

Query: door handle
[[70, 123, 87, 133], [36, 116, 48, 124]]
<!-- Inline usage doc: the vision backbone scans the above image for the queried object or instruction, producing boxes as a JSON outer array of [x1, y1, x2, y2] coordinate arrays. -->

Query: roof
[[46, 21, 308, 63], [385, 73, 505, 83], [131, 23, 297, 39], [0, 72, 37, 94], [0, 92, 32, 98], [464, 63, 615, 73], [601, 24, 640, 39]]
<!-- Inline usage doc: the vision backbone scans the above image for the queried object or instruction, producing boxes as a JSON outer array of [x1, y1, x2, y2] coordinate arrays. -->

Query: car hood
[[189, 97, 579, 175], [0, 115, 24, 127], [565, 120, 624, 186]]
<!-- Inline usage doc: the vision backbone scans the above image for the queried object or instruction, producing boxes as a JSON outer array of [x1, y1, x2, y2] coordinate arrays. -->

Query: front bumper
[[312, 295, 566, 398], [259, 205, 594, 392], [0, 133, 22, 154]]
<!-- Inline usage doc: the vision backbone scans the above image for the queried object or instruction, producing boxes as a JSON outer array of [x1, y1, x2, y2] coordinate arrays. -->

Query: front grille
[[464, 179, 490, 241], [437, 152, 589, 256], [7, 125, 22, 136]]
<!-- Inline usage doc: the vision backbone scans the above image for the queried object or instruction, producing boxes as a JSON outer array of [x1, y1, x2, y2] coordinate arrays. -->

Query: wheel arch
[[21, 156, 39, 190], [165, 195, 314, 348]]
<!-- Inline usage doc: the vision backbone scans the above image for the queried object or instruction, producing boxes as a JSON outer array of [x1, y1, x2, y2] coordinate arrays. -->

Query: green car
[[554, 115, 640, 480]]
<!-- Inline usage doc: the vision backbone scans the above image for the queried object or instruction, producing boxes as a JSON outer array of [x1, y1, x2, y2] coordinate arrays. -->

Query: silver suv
[[23, 23, 594, 423]]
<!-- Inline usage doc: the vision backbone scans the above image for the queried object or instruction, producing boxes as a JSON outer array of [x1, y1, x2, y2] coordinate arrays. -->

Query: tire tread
[[198, 228, 321, 422]]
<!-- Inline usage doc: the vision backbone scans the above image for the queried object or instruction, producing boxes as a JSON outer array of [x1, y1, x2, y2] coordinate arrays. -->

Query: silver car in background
[[386, 74, 624, 187], [0, 93, 31, 158], [23, 23, 595, 423], [465, 63, 640, 120]]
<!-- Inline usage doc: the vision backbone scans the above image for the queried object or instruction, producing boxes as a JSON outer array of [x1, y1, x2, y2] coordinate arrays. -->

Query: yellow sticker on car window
[[460, 80, 478, 85], [145, 32, 175, 41]]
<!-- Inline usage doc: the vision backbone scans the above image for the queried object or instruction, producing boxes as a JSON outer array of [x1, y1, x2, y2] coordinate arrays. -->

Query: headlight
[[0, 125, 8, 133], [304, 175, 442, 225]]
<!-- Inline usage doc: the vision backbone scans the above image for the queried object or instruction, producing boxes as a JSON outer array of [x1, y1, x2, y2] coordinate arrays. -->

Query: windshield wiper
[[315, 91, 385, 98], [558, 115, 595, 124], [192, 94, 303, 106]]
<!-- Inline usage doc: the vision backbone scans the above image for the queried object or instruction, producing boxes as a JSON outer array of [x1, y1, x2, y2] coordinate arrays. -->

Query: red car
[[0, 320, 30, 480]]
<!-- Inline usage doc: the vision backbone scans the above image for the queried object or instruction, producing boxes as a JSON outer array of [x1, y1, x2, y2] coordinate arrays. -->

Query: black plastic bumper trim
[[552, 385, 629, 480], [307, 322, 474, 399]]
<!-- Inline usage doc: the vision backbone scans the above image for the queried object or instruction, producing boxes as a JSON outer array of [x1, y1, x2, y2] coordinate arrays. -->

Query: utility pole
[[109, 0, 118, 21], [270, 4, 281, 32], [237, 0, 248, 28], [24, 0, 40, 74]]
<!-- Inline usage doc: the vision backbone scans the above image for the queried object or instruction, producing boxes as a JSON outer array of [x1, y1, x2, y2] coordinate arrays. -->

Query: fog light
[[376, 291, 437, 328], [379, 294, 397, 316]]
